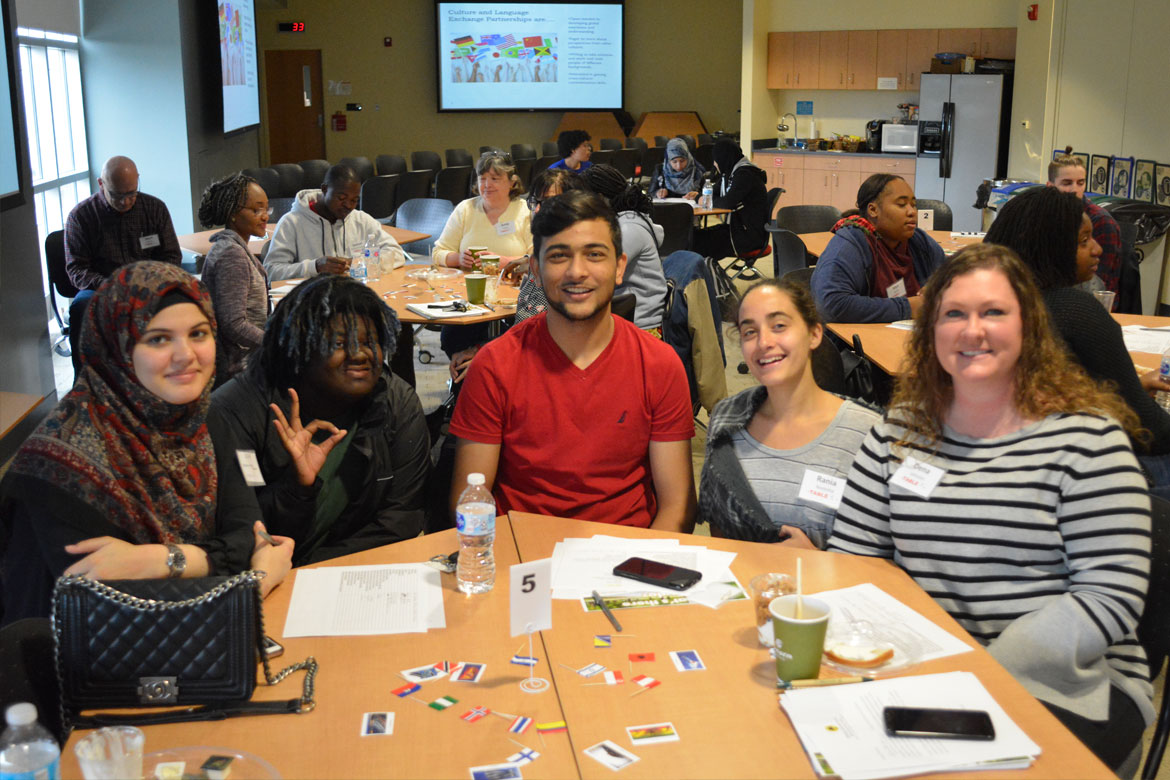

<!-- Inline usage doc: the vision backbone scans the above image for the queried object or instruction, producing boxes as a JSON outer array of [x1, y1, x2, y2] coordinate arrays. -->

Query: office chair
[[768, 226, 810, 279], [337, 156, 375, 182], [242, 167, 281, 199], [774, 205, 842, 234], [434, 166, 473, 206], [394, 198, 455, 259], [396, 169, 437, 209], [359, 175, 399, 221], [532, 155, 560, 180], [697, 133, 715, 146], [411, 150, 443, 173], [269, 163, 304, 198], [445, 148, 473, 167], [611, 148, 640, 182], [650, 202, 694, 256], [915, 198, 953, 231], [694, 144, 715, 174], [510, 143, 537, 161], [298, 159, 331, 187], [45, 230, 78, 357], [590, 149, 615, 168], [375, 154, 407, 177], [599, 138, 623, 151], [654, 136, 670, 148], [541, 141, 559, 157]]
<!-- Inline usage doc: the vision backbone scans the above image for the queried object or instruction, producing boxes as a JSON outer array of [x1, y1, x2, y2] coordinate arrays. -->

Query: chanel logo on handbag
[[137, 678, 178, 704]]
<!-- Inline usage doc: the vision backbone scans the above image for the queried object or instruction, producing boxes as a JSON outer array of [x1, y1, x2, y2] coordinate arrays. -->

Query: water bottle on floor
[[456, 473, 496, 594], [0, 703, 60, 780], [1158, 345, 1170, 410]]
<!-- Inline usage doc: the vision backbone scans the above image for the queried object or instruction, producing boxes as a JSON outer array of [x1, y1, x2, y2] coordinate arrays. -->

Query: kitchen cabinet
[[860, 156, 916, 194], [847, 30, 877, 90], [804, 155, 861, 212], [876, 29, 908, 89], [904, 28, 938, 90], [937, 28, 981, 56], [752, 153, 805, 216], [818, 31, 848, 90], [979, 27, 1016, 59], [767, 32, 794, 89], [792, 31, 820, 88]]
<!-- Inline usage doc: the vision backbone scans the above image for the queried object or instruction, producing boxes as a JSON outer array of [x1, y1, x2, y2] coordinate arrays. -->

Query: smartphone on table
[[883, 706, 995, 740], [612, 557, 702, 591]]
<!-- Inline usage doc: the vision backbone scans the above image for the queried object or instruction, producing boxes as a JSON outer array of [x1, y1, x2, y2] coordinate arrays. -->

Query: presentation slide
[[219, 0, 259, 133], [437, 2, 623, 111], [0, 5, 21, 203]]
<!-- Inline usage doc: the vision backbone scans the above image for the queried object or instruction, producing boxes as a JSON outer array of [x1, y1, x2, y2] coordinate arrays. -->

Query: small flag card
[[594, 635, 612, 648], [626, 722, 679, 745], [576, 662, 605, 677], [511, 655, 538, 667], [429, 695, 457, 711], [628, 652, 655, 663], [602, 670, 624, 685], [631, 674, 660, 689], [536, 720, 567, 734], [507, 747, 540, 765], [508, 715, 533, 734], [391, 683, 421, 697], [461, 705, 491, 723]]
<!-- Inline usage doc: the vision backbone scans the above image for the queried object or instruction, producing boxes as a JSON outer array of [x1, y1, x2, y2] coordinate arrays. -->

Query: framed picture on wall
[[1134, 160, 1156, 203], [1072, 152, 1089, 172], [1110, 157, 1134, 198], [1088, 155, 1110, 195], [1156, 164, 1170, 208]]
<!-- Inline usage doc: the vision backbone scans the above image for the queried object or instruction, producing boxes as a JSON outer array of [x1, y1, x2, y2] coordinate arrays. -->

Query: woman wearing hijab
[[692, 138, 769, 261], [0, 262, 293, 625], [652, 138, 706, 200]]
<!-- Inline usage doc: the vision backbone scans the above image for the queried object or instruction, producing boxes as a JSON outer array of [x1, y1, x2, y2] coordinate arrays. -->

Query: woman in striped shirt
[[829, 244, 1152, 774]]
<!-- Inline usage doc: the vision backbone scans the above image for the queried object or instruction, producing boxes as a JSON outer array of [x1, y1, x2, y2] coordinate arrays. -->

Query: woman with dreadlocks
[[581, 163, 667, 332], [197, 173, 271, 386], [208, 274, 430, 566]]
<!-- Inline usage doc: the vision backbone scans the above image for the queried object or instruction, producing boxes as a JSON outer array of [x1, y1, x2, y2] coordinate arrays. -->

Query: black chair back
[[600, 138, 623, 151], [375, 154, 407, 177], [479, 145, 499, 156], [242, 167, 280, 199], [45, 230, 77, 338], [268, 197, 296, 222], [1139, 495, 1170, 780], [642, 147, 666, 182], [337, 156, 375, 182], [775, 205, 842, 234], [297, 159, 331, 188], [411, 150, 443, 172], [445, 148, 473, 167], [435, 166, 473, 206], [651, 202, 695, 256], [269, 163, 304, 198], [514, 158, 534, 189], [541, 141, 559, 157], [611, 148, 640, 181], [694, 144, 715, 174], [510, 143, 537, 161], [764, 187, 784, 222], [396, 169, 438, 211], [611, 293, 637, 322], [654, 136, 670, 148], [395, 198, 456, 258], [626, 137, 648, 152], [678, 134, 696, 151], [698, 133, 715, 146], [360, 175, 400, 221], [590, 149, 615, 168], [781, 266, 815, 288], [532, 155, 561, 180], [768, 226, 809, 278], [915, 198, 953, 231]]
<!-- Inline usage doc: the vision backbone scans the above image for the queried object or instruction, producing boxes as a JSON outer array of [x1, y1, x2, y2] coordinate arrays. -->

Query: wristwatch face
[[166, 544, 186, 577]]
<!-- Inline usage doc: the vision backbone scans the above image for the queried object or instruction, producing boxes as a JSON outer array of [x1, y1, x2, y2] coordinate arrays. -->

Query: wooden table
[[802, 229, 981, 259], [62, 514, 1112, 779], [177, 224, 431, 258], [829, 312, 1170, 376]]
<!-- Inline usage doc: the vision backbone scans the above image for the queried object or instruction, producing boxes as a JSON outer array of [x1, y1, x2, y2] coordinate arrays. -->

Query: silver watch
[[164, 543, 186, 578]]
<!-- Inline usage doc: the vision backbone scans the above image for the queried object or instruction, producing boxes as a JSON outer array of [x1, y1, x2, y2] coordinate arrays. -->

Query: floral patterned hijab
[[7, 262, 219, 543]]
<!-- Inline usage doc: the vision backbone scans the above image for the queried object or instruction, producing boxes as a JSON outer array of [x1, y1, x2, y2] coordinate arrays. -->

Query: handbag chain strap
[[254, 591, 317, 712]]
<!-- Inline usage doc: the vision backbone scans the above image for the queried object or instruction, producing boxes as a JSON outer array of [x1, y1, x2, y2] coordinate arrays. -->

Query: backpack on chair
[[704, 255, 740, 323]]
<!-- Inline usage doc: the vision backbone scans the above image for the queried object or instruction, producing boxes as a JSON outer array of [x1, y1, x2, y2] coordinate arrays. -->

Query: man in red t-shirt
[[449, 191, 696, 531]]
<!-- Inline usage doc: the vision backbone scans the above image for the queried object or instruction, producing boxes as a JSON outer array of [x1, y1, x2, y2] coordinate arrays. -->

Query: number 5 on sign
[[510, 558, 552, 636]]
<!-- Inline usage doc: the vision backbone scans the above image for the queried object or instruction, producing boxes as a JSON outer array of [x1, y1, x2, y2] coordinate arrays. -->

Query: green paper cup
[[465, 273, 487, 304], [770, 594, 830, 684]]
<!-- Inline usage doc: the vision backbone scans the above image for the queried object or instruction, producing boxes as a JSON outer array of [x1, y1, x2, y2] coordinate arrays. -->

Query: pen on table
[[591, 590, 622, 632], [482, 302, 495, 312], [777, 676, 872, 691]]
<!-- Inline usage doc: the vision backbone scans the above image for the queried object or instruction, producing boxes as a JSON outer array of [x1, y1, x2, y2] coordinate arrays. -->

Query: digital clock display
[[277, 22, 305, 33]]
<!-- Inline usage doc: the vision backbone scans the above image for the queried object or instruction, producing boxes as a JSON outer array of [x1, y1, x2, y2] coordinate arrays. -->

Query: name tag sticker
[[235, 449, 266, 487], [139, 234, 161, 249], [890, 456, 944, 498], [885, 277, 907, 299], [798, 469, 846, 510], [495, 221, 516, 236]]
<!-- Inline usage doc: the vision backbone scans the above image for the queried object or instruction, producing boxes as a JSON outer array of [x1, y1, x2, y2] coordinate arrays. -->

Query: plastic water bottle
[[701, 180, 713, 210], [349, 249, 368, 284], [0, 703, 60, 780], [1158, 345, 1170, 410], [455, 473, 496, 594], [363, 232, 381, 283]]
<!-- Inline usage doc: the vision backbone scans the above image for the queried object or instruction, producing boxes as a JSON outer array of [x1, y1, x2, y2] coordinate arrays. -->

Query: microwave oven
[[881, 123, 918, 154]]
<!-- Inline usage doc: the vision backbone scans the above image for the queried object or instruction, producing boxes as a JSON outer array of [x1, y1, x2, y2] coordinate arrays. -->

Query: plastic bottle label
[[2, 756, 60, 780], [456, 503, 495, 536], [1161, 355, 1170, 379]]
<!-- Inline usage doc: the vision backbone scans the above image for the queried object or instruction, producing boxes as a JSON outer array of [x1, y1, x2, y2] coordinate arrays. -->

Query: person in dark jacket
[[811, 173, 946, 323], [208, 275, 430, 566], [692, 138, 768, 261]]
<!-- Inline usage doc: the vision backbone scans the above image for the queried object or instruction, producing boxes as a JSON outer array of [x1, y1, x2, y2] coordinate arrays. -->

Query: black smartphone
[[261, 635, 284, 660], [883, 706, 995, 740], [612, 557, 702, 591]]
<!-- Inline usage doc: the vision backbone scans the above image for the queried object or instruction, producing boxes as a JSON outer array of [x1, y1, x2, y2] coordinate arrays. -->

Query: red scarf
[[832, 216, 920, 299]]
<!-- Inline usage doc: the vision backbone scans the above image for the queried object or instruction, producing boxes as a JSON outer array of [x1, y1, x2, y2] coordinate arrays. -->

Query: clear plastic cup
[[74, 726, 145, 780]]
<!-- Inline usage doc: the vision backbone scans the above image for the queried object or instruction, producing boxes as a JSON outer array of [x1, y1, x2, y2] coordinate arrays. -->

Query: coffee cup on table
[[769, 594, 830, 685], [465, 274, 487, 304], [467, 246, 489, 272]]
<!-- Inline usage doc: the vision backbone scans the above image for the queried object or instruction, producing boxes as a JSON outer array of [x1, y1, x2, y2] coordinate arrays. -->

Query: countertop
[[753, 147, 916, 159]]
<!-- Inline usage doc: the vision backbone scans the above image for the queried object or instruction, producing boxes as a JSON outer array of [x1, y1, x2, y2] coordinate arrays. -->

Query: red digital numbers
[[293, 22, 304, 32]]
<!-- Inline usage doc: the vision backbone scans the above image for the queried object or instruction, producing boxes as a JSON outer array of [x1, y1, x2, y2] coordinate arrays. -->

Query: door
[[264, 50, 325, 164]]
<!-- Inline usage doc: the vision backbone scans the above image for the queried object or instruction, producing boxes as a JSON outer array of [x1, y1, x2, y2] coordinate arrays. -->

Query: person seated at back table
[[547, 129, 593, 174], [263, 163, 406, 282], [449, 191, 696, 531], [698, 279, 879, 548], [1048, 146, 1122, 297], [811, 173, 945, 323], [984, 185, 1170, 498], [691, 138, 768, 262], [828, 244, 1152, 775], [652, 138, 705, 200], [208, 275, 431, 566]]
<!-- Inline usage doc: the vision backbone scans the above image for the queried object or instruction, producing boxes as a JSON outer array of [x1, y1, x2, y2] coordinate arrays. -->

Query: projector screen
[[436, 1, 623, 112], [219, 0, 260, 133]]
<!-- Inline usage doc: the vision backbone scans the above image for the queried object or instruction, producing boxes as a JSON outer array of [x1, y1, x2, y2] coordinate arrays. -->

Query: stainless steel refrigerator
[[916, 73, 1012, 233]]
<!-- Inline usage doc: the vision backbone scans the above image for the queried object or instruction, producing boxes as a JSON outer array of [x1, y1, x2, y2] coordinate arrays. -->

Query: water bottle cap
[[467, 473, 486, 486], [5, 702, 36, 726]]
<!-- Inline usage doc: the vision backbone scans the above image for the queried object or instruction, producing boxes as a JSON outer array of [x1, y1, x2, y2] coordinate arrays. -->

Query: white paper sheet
[[1121, 325, 1170, 355], [780, 671, 1039, 780], [812, 583, 972, 663], [282, 563, 445, 637]]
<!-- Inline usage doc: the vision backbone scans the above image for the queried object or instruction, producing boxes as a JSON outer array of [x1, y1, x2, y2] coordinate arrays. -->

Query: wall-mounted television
[[436, 1, 623, 112], [219, 0, 260, 133], [0, 0, 25, 210]]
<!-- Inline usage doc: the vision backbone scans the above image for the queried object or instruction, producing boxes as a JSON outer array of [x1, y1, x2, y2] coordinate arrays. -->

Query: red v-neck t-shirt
[[450, 313, 694, 526]]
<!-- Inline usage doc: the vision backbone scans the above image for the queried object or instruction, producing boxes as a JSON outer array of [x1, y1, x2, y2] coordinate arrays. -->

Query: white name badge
[[495, 220, 516, 236], [235, 449, 266, 487], [797, 469, 846, 510], [139, 233, 161, 250], [885, 277, 907, 299], [890, 456, 945, 498]]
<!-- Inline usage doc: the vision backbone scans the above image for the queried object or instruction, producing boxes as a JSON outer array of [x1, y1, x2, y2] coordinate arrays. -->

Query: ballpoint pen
[[777, 676, 873, 690], [591, 590, 622, 632]]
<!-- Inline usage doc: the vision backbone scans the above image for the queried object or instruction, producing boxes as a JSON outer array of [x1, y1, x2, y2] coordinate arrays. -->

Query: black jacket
[[207, 370, 430, 566], [712, 159, 769, 254]]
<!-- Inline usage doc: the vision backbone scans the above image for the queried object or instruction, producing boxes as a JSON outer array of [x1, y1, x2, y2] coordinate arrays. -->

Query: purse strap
[[57, 571, 318, 732]]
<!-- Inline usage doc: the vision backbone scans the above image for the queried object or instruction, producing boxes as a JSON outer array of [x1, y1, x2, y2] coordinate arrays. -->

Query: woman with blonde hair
[[829, 244, 1152, 775], [432, 150, 532, 271]]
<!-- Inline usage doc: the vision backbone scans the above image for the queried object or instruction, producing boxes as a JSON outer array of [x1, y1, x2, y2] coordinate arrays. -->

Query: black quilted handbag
[[52, 571, 317, 731]]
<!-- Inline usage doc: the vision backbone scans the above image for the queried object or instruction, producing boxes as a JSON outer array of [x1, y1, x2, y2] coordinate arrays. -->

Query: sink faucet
[[778, 113, 797, 146]]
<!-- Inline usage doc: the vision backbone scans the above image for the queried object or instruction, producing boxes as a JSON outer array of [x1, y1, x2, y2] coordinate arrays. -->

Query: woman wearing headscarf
[[0, 262, 293, 625], [692, 138, 769, 261], [652, 138, 706, 201]]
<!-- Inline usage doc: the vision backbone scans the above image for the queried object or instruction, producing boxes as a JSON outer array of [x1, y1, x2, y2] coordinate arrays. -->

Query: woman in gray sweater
[[198, 173, 270, 386]]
